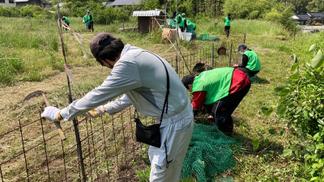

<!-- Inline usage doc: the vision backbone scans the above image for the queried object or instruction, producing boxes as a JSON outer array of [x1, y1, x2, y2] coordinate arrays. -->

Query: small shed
[[132, 10, 165, 33]]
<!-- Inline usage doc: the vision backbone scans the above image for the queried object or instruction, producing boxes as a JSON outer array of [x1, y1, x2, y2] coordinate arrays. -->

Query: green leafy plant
[[135, 166, 150, 182], [304, 127, 324, 181], [278, 45, 323, 135], [277, 44, 324, 180], [0, 57, 25, 85]]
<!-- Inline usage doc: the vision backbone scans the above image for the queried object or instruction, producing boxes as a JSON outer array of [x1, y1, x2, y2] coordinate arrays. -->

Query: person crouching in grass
[[182, 63, 250, 135]]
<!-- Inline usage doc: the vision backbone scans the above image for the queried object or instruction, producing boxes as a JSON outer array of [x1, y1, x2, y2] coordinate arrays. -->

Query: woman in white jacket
[[41, 32, 194, 182]]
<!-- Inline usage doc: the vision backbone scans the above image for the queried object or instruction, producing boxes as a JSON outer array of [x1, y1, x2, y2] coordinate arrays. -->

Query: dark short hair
[[238, 44, 247, 51], [193, 62, 206, 74], [90, 33, 124, 64], [182, 74, 195, 89], [193, 62, 213, 74]]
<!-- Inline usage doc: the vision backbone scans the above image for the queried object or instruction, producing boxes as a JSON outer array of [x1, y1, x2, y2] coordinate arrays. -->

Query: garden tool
[[24, 90, 66, 140]]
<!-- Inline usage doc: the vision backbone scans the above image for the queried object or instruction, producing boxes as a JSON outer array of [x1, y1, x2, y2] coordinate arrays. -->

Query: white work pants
[[148, 107, 194, 182]]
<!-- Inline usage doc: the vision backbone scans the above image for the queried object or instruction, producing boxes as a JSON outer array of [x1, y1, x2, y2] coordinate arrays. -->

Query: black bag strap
[[151, 52, 170, 124], [133, 52, 170, 125]]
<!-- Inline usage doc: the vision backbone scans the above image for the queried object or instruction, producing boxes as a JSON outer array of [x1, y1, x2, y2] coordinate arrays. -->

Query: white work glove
[[41, 106, 61, 121], [87, 105, 106, 118]]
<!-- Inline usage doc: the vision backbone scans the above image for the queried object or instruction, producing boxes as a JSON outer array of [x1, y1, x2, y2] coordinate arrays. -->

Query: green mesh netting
[[182, 123, 237, 182]]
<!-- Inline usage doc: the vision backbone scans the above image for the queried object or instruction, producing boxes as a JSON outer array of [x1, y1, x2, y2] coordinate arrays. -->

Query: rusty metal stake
[[60, 140, 68, 182], [18, 120, 30, 182], [40, 115, 51, 182]]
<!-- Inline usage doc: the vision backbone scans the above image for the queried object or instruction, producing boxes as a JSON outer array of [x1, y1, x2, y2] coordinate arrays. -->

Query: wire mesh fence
[[0, 35, 245, 182]]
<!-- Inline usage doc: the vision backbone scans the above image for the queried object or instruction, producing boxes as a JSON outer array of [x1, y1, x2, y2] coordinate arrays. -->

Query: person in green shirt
[[176, 13, 187, 32], [182, 63, 251, 135], [83, 10, 94, 32], [235, 44, 261, 78], [224, 14, 231, 38], [62, 16, 70, 31]]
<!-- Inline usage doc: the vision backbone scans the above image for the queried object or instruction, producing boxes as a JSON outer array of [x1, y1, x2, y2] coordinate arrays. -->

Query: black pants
[[224, 26, 230, 38], [87, 22, 94, 32], [206, 84, 251, 135]]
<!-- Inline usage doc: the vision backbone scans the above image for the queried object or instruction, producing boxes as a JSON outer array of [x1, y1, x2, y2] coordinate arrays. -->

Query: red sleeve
[[230, 69, 251, 94], [192, 91, 206, 110]]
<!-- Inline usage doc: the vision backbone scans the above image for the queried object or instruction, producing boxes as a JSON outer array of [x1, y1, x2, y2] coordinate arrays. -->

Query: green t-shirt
[[63, 16, 70, 24], [192, 67, 234, 105], [244, 50, 261, 71], [224, 17, 230, 26], [83, 14, 93, 25], [175, 14, 186, 28]]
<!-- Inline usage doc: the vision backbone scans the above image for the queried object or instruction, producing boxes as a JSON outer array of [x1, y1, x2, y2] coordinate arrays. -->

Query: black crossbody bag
[[134, 53, 170, 148]]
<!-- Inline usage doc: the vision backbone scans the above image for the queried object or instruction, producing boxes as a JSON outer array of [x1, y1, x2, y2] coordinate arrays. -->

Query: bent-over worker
[[182, 65, 250, 135]]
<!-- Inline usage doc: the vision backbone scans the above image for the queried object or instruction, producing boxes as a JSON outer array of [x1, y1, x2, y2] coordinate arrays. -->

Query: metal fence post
[[72, 120, 87, 182], [0, 165, 4, 182], [243, 33, 246, 43], [175, 55, 179, 74], [100, 117, 110, 178], [56, 2, 87, 181], [60, 140, 68, 182], [40, 117, 51, 182], [85, 118, 93, 179], [18, 120, 30, 182]]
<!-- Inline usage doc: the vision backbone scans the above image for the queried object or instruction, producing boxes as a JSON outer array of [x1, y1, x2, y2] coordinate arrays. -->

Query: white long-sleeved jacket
[[60, 44, 191, 123]]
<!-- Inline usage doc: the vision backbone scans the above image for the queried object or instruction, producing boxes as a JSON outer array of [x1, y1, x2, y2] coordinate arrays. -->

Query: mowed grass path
[[0, 16, 323, 180]]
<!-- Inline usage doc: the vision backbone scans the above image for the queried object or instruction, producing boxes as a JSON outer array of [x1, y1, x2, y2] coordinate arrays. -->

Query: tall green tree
[[307, 0, 324, 12], [277, 0, 309, 13]]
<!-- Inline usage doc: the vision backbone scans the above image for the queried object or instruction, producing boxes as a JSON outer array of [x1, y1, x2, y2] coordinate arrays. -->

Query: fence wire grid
[[0, 35, 246, 182]]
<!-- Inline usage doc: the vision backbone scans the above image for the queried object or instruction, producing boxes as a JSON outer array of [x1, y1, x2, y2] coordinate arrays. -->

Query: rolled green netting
[[182, 123, 237, 182]]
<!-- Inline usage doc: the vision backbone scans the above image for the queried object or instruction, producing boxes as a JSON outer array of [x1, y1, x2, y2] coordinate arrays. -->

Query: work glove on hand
[[87, 106, 106, 118], [41, 106, 61, 122]]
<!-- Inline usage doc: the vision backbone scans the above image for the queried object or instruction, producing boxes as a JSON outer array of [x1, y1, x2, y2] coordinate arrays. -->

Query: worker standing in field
[[224, 14, 231, 38], [41, 33, 194, 182], [182, 64, 251, 135], [83, 10, 94, 32], [235, 44, 261, 78]]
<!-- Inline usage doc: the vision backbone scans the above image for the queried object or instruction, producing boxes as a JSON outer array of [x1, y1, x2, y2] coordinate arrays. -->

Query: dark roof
[[14, 0, 30, 2], [308, 12, 324, 18], [292, 12, 324, 21], [133, 10, 165, 17], [297, 14, 310, 21], [106, 0, 142, 6]]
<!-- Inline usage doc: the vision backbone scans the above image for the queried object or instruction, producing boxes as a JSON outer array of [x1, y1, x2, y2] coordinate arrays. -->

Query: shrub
[[223, 0, 298, 33], [277, 45, 324, 180], [24, 70, 43, 82], [277, 46, 323, 135], [0, 57, 25, 86], [0, 6, 20, 17], [223, 0, 275, 19], [304, 127, 324, 181], [0, 5, 53, 18], [166, 0, 194, 17], [94, 7, 130, 25], [264, 3, 297, 33], [142, 0, 160, 10]]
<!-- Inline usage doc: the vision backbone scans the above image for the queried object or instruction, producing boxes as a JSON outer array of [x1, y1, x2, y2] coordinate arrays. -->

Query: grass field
[[0, 16, 323, 181]]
